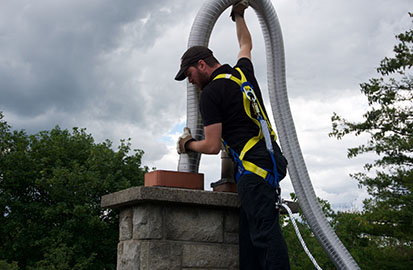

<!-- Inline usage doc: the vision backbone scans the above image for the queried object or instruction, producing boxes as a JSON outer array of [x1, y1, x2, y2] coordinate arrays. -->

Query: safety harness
[[213, 67, 282, 188]]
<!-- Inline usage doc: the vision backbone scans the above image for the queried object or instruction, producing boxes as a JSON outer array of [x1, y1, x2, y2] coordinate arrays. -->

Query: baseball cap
[[174, 46, 213, 81]]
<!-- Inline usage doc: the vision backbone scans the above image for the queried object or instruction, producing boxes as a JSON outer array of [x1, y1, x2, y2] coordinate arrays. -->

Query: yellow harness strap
[[213, 67, 276, 180]]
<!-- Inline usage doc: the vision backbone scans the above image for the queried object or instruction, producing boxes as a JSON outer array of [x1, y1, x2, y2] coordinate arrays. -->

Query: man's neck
[[207, 63, 222, 80]]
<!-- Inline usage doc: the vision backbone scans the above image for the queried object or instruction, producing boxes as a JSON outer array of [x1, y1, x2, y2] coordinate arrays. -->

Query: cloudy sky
[[1, 0, 411, 210]]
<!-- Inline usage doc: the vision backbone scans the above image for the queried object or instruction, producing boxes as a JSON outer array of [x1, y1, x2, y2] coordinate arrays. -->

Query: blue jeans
[[238, 174, 290, 270]]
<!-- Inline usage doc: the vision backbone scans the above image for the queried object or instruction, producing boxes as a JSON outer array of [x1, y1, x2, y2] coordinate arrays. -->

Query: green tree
[[330, 12, 413, 269], [0, 260, 18, 270], [0, 112, 148, 269]]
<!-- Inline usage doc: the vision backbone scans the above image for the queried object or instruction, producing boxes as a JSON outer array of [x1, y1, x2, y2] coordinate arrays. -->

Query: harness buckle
[[241, 82, 257, 102]]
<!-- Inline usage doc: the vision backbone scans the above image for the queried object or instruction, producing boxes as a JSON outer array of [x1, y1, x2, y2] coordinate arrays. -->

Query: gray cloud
[[0, 0, 177, 124], [278, 0, 412, 98]]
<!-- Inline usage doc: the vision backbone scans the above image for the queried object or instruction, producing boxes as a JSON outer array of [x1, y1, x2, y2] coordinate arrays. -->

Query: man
[[175, 1, 290, 269]]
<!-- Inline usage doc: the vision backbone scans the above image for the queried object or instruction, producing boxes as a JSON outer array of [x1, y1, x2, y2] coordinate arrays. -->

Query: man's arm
[[233, 3, 252, 60], [186, 123, 222, 154]]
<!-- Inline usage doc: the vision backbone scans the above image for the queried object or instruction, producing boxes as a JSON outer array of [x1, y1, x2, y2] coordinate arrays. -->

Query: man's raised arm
[[231, 1, 252, 60]]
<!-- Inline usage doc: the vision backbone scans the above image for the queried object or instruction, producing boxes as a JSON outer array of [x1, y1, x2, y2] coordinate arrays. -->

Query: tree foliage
[[329, 12, 413, 269], [0, 112, 148, 269]]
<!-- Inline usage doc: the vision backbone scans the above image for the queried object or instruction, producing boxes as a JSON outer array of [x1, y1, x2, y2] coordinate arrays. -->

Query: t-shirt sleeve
[[236, 57, 255, 75], [199, 85, 223, 126]]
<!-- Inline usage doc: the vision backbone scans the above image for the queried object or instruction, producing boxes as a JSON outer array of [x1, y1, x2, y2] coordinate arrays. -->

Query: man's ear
[[197, 59, 206, 70]]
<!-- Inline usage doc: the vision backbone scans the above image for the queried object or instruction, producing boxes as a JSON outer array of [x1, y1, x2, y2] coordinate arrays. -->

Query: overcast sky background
[[1, 0, 411, 210]]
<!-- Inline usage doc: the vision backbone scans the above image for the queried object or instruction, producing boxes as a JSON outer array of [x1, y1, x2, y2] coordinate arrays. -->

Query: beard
[[197, 70, 211, 89]]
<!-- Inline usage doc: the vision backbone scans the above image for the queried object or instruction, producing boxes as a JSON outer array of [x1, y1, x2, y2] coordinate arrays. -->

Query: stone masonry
[[101, 186, 240, 270]]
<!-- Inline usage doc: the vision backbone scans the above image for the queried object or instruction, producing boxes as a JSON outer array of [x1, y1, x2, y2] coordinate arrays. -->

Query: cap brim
[[174, 66, 187, 81]]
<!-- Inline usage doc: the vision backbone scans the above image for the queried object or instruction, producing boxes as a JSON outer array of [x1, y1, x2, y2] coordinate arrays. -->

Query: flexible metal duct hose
[[177, 0, 360, 269]]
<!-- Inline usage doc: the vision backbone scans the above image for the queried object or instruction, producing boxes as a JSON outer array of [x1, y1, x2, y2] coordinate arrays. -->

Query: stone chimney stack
[[101, 170, 240, 270]]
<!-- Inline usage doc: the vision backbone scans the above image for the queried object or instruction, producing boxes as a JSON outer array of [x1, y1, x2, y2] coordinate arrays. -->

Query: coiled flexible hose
[[177, 0, 360, 269]]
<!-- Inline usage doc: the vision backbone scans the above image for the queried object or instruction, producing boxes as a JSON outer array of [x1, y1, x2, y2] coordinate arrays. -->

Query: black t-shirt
[[200, 58, 273, 170]]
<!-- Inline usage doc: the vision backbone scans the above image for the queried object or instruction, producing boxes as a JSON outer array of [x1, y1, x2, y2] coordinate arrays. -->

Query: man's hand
[[230, 0, 249, 22], [177, 127, 195, 154]]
